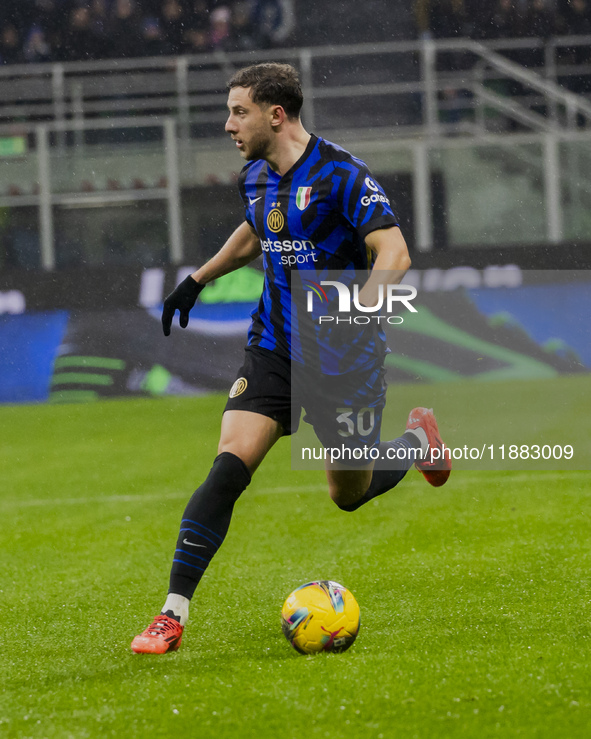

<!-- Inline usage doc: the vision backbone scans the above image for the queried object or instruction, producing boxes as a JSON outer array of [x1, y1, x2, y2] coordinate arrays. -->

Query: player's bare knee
[[218, 411, 282, 474]]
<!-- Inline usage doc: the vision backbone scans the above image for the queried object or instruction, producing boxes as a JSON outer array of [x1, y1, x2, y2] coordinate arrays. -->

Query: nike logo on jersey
[[249, 196, 262, 205], [183, 539, 207, 548]]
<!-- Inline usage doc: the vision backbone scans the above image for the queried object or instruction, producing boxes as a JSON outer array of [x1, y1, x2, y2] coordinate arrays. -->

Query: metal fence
[[1, 36, 591, 268], [2, 35, 591, 136]]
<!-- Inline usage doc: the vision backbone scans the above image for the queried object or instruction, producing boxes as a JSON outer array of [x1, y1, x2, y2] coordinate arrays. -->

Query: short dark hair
[[227, 63, 303, 119]]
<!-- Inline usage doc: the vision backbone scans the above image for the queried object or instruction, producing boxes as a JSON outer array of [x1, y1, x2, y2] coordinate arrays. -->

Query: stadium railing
[[1, 36, 591, 136], [1, 37, 591, 265]]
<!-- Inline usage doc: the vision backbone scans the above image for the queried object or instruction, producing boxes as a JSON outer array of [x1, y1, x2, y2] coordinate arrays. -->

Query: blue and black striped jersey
[[238, 134, 399, 370]]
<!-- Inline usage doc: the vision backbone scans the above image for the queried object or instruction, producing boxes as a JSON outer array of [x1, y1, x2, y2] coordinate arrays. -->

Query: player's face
[[225, 86, 273, 161]]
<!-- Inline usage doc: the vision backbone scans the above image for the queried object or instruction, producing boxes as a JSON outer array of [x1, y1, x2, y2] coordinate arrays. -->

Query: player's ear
[[270, 105, 287, 128]]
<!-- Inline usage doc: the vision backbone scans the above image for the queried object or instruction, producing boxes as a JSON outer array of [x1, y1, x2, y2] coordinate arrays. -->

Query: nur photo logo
[[304, 279, 417, 325]]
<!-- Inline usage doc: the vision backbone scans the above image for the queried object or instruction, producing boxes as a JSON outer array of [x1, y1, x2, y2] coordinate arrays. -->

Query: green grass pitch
[[1, 375, 590, 738]]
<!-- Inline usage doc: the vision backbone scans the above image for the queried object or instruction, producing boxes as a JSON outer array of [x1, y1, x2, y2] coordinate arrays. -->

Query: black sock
[[338, 432, 421, 512], [168, 451, 251, 599]]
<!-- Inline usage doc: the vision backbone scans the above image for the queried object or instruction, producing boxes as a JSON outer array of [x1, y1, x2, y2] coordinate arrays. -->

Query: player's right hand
[[161, 275, 205, 336]]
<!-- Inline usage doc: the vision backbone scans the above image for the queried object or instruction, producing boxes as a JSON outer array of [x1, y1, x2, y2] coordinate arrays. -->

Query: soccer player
[[131, 63, 451, 654]]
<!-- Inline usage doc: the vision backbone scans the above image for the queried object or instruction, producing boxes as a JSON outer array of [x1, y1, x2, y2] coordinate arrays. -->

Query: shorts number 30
[[336, 407, 375, 438]]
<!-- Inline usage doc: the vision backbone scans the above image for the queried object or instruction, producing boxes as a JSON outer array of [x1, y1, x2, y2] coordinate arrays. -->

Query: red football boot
[[131, 614, 184, 654], [406, 407, 451, 487]]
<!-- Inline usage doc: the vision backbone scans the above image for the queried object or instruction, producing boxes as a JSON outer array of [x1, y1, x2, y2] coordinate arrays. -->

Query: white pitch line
[[0, 484, 329, 509], [1, 471, 589, 510]]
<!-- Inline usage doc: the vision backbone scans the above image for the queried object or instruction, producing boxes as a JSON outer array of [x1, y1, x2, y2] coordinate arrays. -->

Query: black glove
[[161, 275, 205, 336]]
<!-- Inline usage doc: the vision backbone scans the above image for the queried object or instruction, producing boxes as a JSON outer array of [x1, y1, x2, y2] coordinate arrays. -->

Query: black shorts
[[224, 346, 386, 454], [224, 346, 294, 433]]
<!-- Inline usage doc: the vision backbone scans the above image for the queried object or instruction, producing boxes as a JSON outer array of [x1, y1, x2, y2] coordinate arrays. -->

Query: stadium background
[[1, 0, 590, 403], [1, 4, 591, 738]]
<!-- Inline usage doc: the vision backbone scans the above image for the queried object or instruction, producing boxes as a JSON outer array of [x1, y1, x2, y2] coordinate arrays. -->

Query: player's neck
[[265, 125, 311, 177]]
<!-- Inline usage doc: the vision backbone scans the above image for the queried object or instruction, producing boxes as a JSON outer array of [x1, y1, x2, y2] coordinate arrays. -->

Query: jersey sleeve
[[332, 159, 399, 240], [237, 168, 255, 229]]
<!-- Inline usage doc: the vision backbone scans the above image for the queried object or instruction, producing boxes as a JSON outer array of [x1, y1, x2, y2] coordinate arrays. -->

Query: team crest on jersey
[[267, 208, 284, 233], [296, 186, 312, 210], [229, 377, 248, 398]]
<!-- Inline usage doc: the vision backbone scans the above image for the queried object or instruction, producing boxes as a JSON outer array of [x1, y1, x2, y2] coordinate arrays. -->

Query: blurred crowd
[[416, 0, 591, 40], [0, 0, 288, 65], [2, 1, 590, 67]]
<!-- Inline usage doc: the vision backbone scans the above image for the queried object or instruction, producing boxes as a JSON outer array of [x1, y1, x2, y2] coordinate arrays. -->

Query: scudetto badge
[[267, 208, 284, 233], [229, 377, 248, 398]]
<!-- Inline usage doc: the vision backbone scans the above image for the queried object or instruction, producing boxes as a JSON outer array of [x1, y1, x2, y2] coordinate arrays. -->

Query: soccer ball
[[281, 580, 360, 654]]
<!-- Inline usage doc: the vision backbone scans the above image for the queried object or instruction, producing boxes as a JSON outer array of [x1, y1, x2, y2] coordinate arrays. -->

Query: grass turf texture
[[1, 375, 590, 738]]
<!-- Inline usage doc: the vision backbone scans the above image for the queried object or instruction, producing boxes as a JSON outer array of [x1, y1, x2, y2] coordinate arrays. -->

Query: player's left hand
[[161, 275, 205, 336]]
